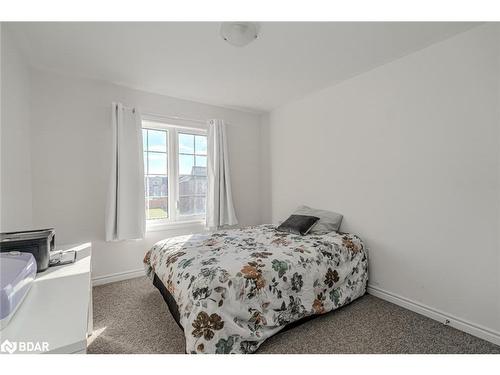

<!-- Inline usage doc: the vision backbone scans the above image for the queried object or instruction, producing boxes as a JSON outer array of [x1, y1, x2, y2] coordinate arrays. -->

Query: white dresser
[[0, 243, 92, 354]]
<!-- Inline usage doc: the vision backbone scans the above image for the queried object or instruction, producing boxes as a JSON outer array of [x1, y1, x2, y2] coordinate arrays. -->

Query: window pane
[[179, 154, 194, 175], [146, 197, 168, 220], [142, 123, 171, 222], [148, 129, 167, 152], [147, 176, 168, 197], [194, 197, 206, 215], [148, 152, 167, 175], [195, 156, 207, 169], [142, 129, 148, 151], [179, 133, 194, 153], [179, 175, 195, 196], [195, 135, 207, 155], [179, 196, 195, 216], [194, 176, 207, 195]]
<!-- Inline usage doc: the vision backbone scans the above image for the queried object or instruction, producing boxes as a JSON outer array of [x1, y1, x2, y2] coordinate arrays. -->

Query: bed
[[143, 224, 368, 354]]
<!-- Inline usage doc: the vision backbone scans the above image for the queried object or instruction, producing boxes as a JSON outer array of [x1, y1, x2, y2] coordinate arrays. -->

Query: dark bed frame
[[152, 273, 183, 330]]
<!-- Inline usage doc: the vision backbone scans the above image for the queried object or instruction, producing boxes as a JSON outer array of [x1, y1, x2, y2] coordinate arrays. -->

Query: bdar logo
[[0, 339, 17, 354]]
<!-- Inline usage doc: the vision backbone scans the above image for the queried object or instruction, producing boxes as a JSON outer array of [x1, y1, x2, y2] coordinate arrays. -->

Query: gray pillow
[[293, 205, 343, 234]]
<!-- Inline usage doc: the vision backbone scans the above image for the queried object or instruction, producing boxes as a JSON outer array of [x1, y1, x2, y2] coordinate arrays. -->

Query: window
[[143, 128, 169, 220], [142, 119, 207, 228], [178, 133, 207, 216]]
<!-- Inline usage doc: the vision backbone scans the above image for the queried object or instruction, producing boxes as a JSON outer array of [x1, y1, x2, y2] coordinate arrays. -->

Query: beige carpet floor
[[87, 276, 500, 354]]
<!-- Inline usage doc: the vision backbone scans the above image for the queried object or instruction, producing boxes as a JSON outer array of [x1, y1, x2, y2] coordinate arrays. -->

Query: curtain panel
[[105, 103, 145, 241], [206, 119, 238, 229]]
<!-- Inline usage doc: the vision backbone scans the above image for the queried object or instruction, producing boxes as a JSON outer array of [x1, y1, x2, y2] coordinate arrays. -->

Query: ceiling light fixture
[[220, 22, 259, 47]]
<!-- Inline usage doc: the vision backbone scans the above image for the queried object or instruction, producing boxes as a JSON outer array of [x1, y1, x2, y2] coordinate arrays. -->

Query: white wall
[[264, 25, 500, 335], [29, 69, 262, 279], [0, 26, 33, 231], [260, 113, 273, 223]]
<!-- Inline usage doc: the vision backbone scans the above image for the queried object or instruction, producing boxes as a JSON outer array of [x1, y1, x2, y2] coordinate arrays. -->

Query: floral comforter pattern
[[144, 224, 368, 354]]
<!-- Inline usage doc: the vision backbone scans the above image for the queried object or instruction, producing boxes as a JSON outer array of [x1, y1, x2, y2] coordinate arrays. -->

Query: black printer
[[0, 229, 55, 272]]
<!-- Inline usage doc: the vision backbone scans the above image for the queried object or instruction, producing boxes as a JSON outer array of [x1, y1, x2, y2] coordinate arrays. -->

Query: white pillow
[[293, 205, 343, 234]]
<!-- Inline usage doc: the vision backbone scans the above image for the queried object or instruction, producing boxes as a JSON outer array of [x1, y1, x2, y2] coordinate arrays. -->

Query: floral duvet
[[144, 224, 368, 354]]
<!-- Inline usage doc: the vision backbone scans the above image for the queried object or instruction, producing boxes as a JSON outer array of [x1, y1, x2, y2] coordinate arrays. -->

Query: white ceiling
[[7, 22, 480, 112]]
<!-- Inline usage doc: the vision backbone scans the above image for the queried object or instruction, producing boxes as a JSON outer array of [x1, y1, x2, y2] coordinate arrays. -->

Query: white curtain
[[105, 103, 145, 241], [206, 119, 238, 229]]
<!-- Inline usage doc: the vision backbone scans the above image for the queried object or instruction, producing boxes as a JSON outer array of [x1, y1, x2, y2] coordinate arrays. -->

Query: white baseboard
[[367, 284, 500, 347], [92, 268, 145, 286]]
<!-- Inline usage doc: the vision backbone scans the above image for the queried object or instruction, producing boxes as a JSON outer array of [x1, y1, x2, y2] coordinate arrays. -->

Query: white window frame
[[142, 114, 208, 232]]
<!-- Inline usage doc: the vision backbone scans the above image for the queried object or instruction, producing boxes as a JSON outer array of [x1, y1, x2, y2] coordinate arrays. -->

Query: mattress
[[144, 224, 368, 354]]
